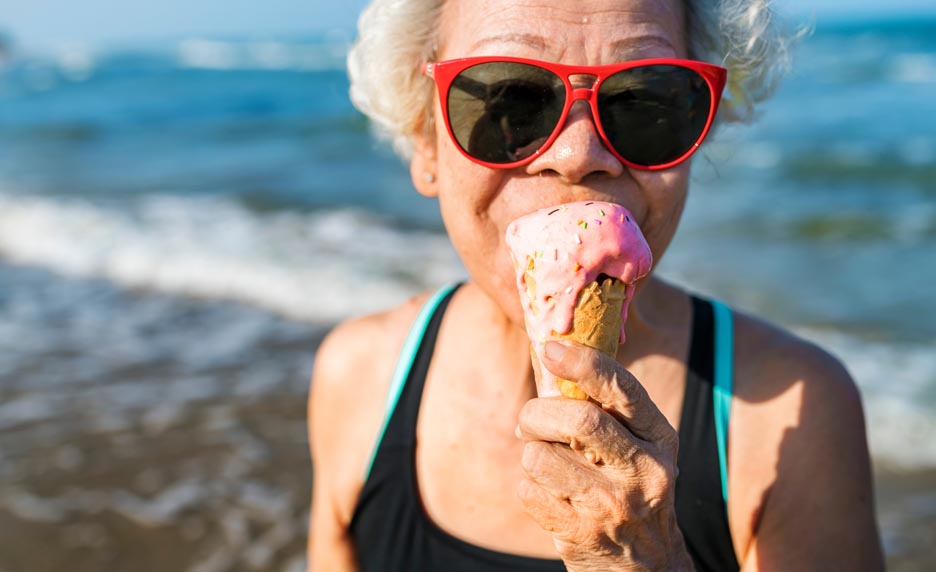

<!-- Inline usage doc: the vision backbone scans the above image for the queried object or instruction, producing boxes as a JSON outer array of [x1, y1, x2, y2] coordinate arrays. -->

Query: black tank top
[[349, 286, 740, 571]]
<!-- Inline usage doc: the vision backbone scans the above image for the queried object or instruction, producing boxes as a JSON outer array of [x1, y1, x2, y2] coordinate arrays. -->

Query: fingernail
[[545, 341, 567, 361]]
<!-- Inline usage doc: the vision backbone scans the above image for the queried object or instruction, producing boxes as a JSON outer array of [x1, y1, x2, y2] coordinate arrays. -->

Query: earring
[[423, 173, 436, 183]]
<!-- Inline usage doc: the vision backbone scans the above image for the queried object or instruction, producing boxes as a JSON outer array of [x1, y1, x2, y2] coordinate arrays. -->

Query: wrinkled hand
[[517, 341, 694, 572]]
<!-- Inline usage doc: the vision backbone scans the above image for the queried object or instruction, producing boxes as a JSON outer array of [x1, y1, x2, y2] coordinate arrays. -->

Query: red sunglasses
[[422, 56, 727, 171]]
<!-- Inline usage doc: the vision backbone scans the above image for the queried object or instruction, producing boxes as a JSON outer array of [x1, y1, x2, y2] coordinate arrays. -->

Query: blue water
[[0, 41, 434, 225], [0, 17, 935, 468]]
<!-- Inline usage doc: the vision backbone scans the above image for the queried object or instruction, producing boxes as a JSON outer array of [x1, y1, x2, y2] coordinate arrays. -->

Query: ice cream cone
[[506, 201, 652, 399], [524, 259, 626, 399]]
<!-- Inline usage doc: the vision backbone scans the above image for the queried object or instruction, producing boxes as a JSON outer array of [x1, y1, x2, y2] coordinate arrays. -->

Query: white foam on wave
[[176, 38, 347, 72], [2, 192, 934, 468], [0, 193, 465, 323], [57, 46, 96, 82], [794, 327, 936, 470], [890, 53, 936, 84]]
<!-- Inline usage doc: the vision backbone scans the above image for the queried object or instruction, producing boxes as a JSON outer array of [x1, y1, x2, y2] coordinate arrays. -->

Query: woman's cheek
[[632, 169, 690, 260]]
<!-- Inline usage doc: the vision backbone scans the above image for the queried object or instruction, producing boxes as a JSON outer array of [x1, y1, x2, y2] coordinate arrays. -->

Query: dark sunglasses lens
[[447, 62, 565, 163], [597, 65, 712, 166]]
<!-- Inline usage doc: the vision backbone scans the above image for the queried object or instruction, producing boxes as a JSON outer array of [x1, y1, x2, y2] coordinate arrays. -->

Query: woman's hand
[[517, 341, 694, 572]]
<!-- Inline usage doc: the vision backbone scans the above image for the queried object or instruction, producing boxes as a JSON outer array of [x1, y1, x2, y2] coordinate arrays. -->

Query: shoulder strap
[[675, 296, 740, 571], [710, 299, 734, 504], [363, 283, 460, 481]]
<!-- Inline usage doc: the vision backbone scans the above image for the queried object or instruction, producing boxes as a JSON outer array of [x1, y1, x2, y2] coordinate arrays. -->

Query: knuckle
[[599, 360, 623, 393], [642, 456, 672, 485], [646, 475, 671, 508], [646, 492, 668, 513], [577, 347, 609, 384], [644, 460, 677, 511], [517, 399, 538, 431], [517, 478, 537, 504], [645, 482, 673, 515], [572, 404, 603, 436], [615, 439, 640, 465], [521, 441, 548, 474], [627, 379, 651, 410], [588, 347, 608, 373]]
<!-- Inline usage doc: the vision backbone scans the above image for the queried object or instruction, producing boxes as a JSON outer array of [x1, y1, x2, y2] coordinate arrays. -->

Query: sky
[[1, 0, 935, 52], [0, 0, 367, 51]]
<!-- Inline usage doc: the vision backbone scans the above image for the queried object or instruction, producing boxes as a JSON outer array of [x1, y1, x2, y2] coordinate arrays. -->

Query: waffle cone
[[523, 259, 627, 399]]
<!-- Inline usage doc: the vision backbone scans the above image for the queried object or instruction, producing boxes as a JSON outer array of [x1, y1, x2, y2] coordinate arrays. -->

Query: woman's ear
[[410, 134, 439, 198]]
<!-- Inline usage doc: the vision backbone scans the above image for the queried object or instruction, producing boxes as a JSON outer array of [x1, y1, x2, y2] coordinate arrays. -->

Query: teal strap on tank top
[[711, 299, 734, 504], [364, 283, 459, 481]]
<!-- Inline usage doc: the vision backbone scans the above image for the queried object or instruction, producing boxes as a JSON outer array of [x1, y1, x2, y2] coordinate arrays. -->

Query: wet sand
[[0, 392, 312, 572], [875, 467, 936, 572], [0, 265, 321, 572], [3, 365, 935, 572]]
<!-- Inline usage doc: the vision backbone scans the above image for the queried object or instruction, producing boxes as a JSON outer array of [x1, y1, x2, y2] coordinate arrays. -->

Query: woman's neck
[[619, 274, 681, 361]]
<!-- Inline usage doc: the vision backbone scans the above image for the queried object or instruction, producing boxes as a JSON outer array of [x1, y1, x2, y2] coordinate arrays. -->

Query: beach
[[1, 264, 935, 571], [1, 14, 935, 572], [0, 264, 320, 572]]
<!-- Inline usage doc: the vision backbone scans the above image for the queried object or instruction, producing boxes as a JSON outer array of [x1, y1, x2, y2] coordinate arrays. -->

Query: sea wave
[[781, 150, 936, 193], [176, 38, 348, 72], [1, 192, 934, 468], [890, 53, 936, 84], [1, 36, 350, 91], [0, 192, 465, 323]]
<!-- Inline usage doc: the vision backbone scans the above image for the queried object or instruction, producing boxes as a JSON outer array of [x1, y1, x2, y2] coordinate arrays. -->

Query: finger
[[518, 397, 639, 466], [517, 477, 579, 535], [542, 341, 676, 443], [520, 440, 599, 499]]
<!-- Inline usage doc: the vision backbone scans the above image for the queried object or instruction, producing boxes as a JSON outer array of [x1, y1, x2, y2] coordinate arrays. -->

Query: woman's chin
[[469, 275, 527, 330]]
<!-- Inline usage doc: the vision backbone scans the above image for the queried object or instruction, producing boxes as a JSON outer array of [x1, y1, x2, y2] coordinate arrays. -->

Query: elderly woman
[[309, 1, 884, 570]]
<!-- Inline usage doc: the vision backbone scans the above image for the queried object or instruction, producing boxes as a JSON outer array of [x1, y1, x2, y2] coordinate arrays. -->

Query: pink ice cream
[[505, 201, 653, 396]]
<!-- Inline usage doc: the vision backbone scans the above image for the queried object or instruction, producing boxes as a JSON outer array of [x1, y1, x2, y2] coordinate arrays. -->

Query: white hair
[[347, 0, 799, 159]]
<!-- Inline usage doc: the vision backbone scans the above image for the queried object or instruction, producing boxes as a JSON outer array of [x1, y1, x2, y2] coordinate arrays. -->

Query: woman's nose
[[524, 101, 624, 184]]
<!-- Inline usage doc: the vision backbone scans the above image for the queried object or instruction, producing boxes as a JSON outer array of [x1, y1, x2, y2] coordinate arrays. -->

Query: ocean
[[1, 15, 934, 572]]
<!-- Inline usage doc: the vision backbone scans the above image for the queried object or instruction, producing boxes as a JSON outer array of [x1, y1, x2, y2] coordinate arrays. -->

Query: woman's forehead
[[439, 0, 686, 61]]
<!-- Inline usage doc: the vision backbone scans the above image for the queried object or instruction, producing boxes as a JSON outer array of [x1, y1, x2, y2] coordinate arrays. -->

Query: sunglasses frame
[[422, 56, 728, 171]]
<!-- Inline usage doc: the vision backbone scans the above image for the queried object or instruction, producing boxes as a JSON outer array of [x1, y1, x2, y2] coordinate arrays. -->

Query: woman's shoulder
[[678, 283, 858, 403], [730, 306, 860, 411], [726, 305, 871, 563], [312, 289, 437, 391], [729, 305, 865, 469]]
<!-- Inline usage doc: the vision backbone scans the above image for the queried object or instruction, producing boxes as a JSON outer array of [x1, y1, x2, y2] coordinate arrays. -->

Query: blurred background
[[0, 1, 934, 571]]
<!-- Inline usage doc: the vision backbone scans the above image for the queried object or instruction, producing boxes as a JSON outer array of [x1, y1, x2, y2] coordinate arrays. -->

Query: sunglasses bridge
[[570, 87, 595, 101], [550, 86, 613, 151], [555, 87, 603, 142]]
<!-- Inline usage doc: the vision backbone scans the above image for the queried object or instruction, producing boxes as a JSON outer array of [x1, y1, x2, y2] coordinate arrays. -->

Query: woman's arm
[[308, 324, 361, 571], [306, 296, 431, 571], [737, 342, 884, 571]]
